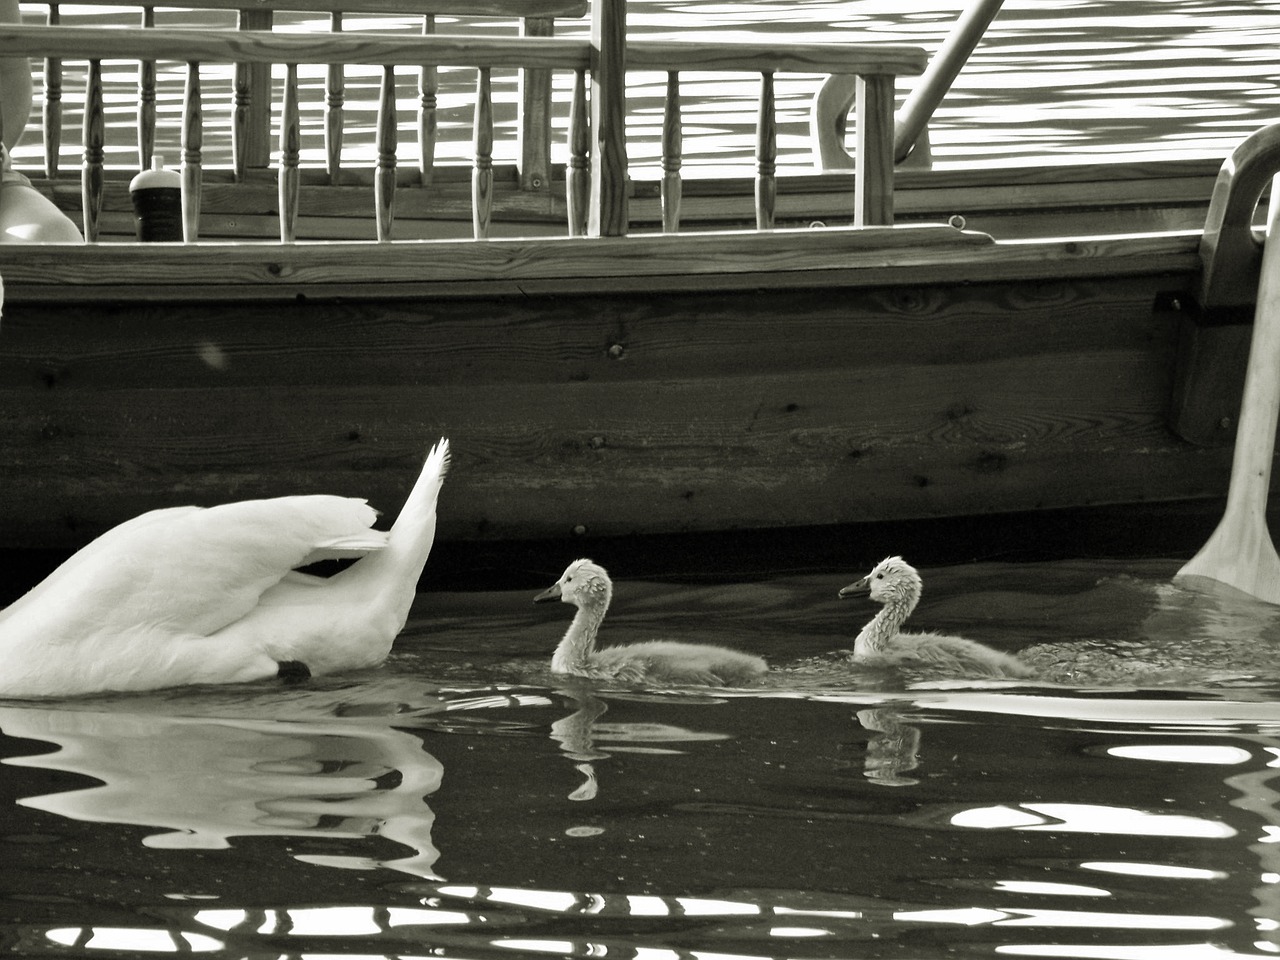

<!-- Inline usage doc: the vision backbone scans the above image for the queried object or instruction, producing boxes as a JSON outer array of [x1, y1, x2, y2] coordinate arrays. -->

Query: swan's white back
[[0, 439, 450, 697]]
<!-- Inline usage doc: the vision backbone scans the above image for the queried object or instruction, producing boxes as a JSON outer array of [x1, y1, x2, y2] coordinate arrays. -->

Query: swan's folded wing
[[299, 529, 392, 564], [1, 496, 382, 643], [0, 506, 202, 628]]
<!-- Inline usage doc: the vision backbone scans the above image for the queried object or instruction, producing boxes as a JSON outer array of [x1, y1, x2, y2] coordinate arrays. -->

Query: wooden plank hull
[[0, 225, 1236, 552]]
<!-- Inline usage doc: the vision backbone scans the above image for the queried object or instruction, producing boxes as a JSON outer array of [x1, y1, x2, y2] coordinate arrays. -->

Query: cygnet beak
[[533, 583, 562, 604], [838, 576, 870, 599]]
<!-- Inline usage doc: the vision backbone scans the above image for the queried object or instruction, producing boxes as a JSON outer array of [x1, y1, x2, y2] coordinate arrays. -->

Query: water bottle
[[129, 156, 182, 241]]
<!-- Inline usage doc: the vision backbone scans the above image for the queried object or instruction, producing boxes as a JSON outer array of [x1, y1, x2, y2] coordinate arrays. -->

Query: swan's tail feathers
[[390, 437, 451, 545]]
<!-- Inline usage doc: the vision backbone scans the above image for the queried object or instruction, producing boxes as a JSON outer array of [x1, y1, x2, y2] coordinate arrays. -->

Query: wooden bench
[[2, 0, 926, 241]]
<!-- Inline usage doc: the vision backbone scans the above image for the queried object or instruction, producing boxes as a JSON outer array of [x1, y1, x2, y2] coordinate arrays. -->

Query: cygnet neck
[[854, 577, 921, 658], [552, 588, 610, 673]]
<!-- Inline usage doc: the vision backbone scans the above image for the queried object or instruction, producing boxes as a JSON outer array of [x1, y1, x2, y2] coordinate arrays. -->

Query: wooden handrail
[[627, 41, 926, 76], [0, 26, 592, 67], [27, 0, 589, 16]]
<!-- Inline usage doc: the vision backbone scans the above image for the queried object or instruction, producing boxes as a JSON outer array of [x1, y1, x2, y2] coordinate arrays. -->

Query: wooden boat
[[0, 0, 1274, 573]]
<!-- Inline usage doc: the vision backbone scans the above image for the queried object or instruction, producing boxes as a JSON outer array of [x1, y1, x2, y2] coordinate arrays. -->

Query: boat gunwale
[[0, 226, 1204, 302]]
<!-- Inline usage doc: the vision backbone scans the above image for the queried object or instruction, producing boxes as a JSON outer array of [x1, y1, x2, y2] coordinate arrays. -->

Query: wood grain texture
[[35, 0, 588, 15], [0, 228, 1200, 302], [0, 269, 1235, 549], [234, 9, 274, 173], [588, 0, 627, 237], [626, 41, 926, 76], [518, 16, 554, 193], [0, 25, 594, 69], [854, 73, 894, 227]]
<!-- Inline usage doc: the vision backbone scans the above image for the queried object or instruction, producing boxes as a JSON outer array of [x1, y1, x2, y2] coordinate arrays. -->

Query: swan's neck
[[854, 592, 918, 659], [551, 598, 608, 673]]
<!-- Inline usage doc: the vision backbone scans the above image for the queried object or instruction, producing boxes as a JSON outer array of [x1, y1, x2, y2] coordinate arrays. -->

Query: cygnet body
[[840, 556, 1034, 679], [534, 559, 768, 685], [0, 439, 450, 698]]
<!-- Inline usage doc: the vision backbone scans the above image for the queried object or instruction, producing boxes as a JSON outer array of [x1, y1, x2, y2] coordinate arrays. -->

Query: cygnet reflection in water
[[533, 559, 768, 686], [838, 556, 1035, 680]]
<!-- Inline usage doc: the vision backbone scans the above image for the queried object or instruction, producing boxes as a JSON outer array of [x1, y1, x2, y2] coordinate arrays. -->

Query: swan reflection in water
[[0, 697, 444, 879], [856, 705, 922, 787], [548, 687, 735, 803]]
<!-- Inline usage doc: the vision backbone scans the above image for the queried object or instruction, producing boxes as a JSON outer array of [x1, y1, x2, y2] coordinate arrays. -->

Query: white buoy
[[1177, 174, 1280, 603]]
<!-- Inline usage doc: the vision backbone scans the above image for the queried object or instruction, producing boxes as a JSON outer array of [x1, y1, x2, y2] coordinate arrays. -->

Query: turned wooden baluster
[[181, 60, 203, 241], [231, 22, 250, 180], [81, 58, 104, 242], [566, 66, 589, 236], [473, 66, 493, 239], [661, 70, 681, 233], [43, 3, 62, 178], [755, 70, 776, 230], [419, 14, 437, 187], [325, 11, 344, 184], [137, 5, 156, 169], [854, 74, 894, 226], [375, 64, 396, 240], [279, 62, 300, 242]]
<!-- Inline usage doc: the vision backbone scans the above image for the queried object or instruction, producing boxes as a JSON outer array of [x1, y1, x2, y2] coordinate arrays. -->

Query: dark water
[[17, 1, 1280, 175], [6, 557, 1280, 958]]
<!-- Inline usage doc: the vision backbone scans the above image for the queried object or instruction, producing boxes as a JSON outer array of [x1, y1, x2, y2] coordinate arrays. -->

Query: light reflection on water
[[4, 560, 1280, 957], [16, 0, 1280, 175]]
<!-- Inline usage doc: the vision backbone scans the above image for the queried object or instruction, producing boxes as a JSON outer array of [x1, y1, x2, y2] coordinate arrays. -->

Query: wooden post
[[233, 8, 272, 178], [588, 0, 627, 237], [518, 16, 553, 193], [854, 74, 894, 226]]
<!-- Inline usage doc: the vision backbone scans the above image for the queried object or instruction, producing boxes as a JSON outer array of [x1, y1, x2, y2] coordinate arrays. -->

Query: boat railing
[[0, 0, 927, 242], [26, 0, 590, 195]]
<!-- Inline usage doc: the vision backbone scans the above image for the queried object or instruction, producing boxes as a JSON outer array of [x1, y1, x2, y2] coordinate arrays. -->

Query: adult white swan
[[0, 439, 449, 698]]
